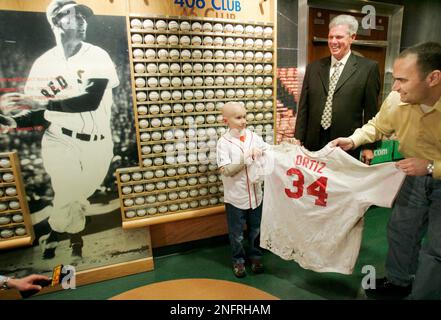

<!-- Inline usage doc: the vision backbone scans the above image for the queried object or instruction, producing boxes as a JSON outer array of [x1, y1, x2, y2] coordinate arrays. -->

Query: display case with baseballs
[[0, 152, 34, 249], [121, 9, 276, 228]]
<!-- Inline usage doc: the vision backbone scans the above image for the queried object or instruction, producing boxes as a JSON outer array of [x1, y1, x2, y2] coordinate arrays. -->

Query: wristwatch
[[427, 161, 434, 176], [0, 275, 10, 290]]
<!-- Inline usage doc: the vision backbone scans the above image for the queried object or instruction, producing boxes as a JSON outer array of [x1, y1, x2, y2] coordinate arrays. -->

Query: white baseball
[[124, 198, 134, 207], [5, 187, 17, 196], [134, 185, 144, 193], [142, 19, 154, 30], [2, 173, 14, 183], [130, 18, 142, 29]]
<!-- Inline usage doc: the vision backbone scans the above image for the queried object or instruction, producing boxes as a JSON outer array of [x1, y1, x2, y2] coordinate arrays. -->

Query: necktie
[[320, 61, 342, 130]]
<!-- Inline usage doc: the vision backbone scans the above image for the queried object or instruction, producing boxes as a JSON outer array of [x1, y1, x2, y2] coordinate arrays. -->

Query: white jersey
[[216, 129, 269, 210], [24, 42, 119, 136], [260, 143, 405, 274]]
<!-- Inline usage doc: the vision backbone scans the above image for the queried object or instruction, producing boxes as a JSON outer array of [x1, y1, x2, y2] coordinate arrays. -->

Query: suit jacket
[[294, 53, 380, 151]]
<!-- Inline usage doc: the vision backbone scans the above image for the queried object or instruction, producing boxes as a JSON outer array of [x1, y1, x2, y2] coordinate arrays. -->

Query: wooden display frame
[[0, 152, 34, 250], [118, 13, 277, 229]]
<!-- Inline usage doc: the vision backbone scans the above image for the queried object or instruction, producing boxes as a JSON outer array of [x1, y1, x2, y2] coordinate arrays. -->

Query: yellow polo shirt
[[350, 91, 441, 179]]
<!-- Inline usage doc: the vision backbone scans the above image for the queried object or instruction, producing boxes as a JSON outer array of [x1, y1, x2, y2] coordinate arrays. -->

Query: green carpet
[[31, 206, 391, 300]]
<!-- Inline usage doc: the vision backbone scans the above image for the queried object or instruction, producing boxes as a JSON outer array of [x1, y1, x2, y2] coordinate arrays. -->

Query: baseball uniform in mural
[[260, 143, 405, 274], [24, 42, 119, 233]]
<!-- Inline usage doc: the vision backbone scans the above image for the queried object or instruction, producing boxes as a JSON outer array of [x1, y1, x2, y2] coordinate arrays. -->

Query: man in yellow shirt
[[332, 41, 441, 300]]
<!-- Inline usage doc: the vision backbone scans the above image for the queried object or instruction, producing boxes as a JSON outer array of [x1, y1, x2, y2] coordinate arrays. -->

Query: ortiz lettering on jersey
[[260, 143, 405, 274]]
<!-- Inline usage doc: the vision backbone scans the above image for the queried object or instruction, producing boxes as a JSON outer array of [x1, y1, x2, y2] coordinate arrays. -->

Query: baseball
[[158, 63, 170, 74], [205, 102, 215, 112], [255, 113, 264, 121], [198, 176, 208, 184], [180, 21, 191, 31], [131, 34, 143, 44], [123, 198, 134, 207], [143, 34, 155, 44], [142, 158, 153, 167], [225, 76, 235, 85], [134, 197, 145, 205], [256, 101, 264, 110], [264, 26, 273, 36], [225, 37, 235, 47], [125, 210, 136, 218], [141, 146, 151, 155], [192, 50, 203, 59], [165, 156, 176, 165], [203, 36, 213, 46], [235, 64, 245, 73], [203, 50, 213, 59], [204, 63, 214, 73], [234, 38, 244, 47], [132, 172, 143, 181], [224, 23, 234, 33], [2, 173, 14, 183], [246, 101, 255, 110], [169, 204, 179, 212], [180, 35, 191, 46], [187, 141, 196, 151], [122, 186, 132, 195], [168, 35, 179, 45], [136, 209, 147, 216], [169, 49, 180, 59], [264, 52, 273, 61], [226, 89, 235, 98], [264, 39, 273, 49], [190, 200, 199, 208], [213, 23, 223, 32], [264, 64, 273, 73], [153, 157, 164, 166], [171, 77, 182, 87], [0, 159, 11, 168], [254, 25, 263, 36], [162, 117, 172, 127], [199, 199, 209, 206], [209, 197, 219, 205], [264, 112, 273, 120], [0, 202, 7, 211], [152, 144, 164, 154], [244, 76, 253, 85], [135, 77, 146, 88], [133, 49, 144, 59], [236, 89, 245, 98], [172, 91, 182, 100], [254, 39, 264, 49], [1, 229, 14, 238], [168, 192, 179, 201], [142, 19, 154, 30], [214, 76, 225, 86], [167, 180, 177, 188], [145, 183, 155, 192], [182, 63, 193, 73], [181, 49, 191, 60], [158, 206, 168, 213], [188, 177, 198, 186], [264, 88, 273, 98], [146, 77, 158, 88], [179, 190, 189, 199], [245, 63, 254, 73], [155, 19, 167, 30], [254, 51, 264, 61], [147, 207, 158, 215], [159, 77, 170, 88], [168, 20, 179, 31], [143, 171, 154, 180], [223, 63, 234, 73], [12, 214, 23, 223], [174, 129, 185, 139], [0, 216, 11, 225], [208, 164, 218, 171], [193, 103, 204, 112], [191, 36, 202, 46], [177, 167, 187, 176], [214, 50, 225, 59], [183, 76, 193, 87], [146, 195, 157, 204], [209, 186, 219, 194], [5, 187, 17, 196], [194, 77, 203, 86], [170, 63, 181, 74], [166, 168, 177, 177], [244, 38, 254, 48], [183, 90, 194, 100], [188, 153, 197, 163], [157, 194, 167, 202], [255, 88, 264, 98], [235, 51, 244, 60], [202, 90, 213, 99], [179, 203, 189, 210], [172, 117, 183, 126], [146, 63, 158, 74], [255, 76, 264, 85], [160, 91, 172, 101], [234, 24, 244, 34], [245, 25, 254, 35], [150, 131, 162, 141], [215, 89, 225, 99], [213, 37, 223, 46], [203, 22, 213, 32], [156, 35, 167, 45], [158, 49, 168, 59], [191, 21, 202, 31], [130, 18, 142, 29], [148, 118, 159, 128], [136, 92, 147, 102]]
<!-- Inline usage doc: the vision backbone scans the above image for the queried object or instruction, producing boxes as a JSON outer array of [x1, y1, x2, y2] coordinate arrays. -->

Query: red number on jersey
[[306, 176, 328, 206], [285, 168, 304, 199], [285, 168, 328, 207]]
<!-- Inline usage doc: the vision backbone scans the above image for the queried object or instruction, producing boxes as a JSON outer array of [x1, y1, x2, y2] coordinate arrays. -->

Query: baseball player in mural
[[0, 0, 119, 259]]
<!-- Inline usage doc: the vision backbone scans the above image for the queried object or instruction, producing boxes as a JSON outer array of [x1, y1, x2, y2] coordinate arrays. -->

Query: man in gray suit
[[294, 14, 380, 163]]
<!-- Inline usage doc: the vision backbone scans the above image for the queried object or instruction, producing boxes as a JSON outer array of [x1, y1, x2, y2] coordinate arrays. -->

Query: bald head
[[222, 102, 246, 118]]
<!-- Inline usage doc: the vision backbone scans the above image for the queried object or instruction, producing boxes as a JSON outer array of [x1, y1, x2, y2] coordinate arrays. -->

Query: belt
[[61, 127, 104, 142]]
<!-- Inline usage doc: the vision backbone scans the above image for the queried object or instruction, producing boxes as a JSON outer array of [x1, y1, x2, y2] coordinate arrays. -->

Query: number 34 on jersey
[[284, 155, 328, 207]]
